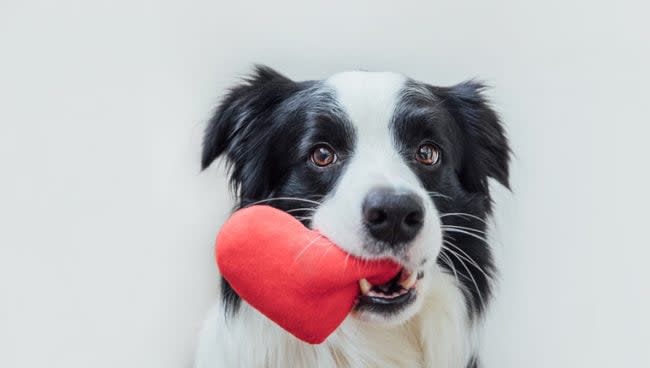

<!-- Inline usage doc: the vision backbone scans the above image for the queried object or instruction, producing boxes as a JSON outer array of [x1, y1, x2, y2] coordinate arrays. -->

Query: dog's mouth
[[355, 268, 424, 314]]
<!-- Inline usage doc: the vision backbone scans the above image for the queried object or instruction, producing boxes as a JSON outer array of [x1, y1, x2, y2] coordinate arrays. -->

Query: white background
[[1, 1, 649, 367]]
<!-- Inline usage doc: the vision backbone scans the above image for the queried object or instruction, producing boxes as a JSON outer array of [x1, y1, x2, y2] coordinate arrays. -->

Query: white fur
[[195, 71, 476, 367]]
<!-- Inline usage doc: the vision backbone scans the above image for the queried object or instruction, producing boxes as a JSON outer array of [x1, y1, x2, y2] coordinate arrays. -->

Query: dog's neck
[[208, 272, 474, 368]]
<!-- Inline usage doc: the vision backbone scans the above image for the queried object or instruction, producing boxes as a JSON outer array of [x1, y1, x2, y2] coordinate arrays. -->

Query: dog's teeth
[[359, 278, 372, 295], [399, 271, 418, 289]]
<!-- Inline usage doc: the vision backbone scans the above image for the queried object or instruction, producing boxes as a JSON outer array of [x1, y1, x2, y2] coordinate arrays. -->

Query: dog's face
[[203, 66, 510, 325]]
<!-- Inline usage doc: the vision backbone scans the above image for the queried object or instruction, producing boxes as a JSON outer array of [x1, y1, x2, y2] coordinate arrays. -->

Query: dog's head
[[203, 66, 510, 324]]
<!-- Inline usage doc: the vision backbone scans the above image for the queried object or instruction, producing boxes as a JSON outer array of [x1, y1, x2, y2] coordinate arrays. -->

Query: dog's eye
[[416, 143, 440, 165], [310, 144, 337, 167]]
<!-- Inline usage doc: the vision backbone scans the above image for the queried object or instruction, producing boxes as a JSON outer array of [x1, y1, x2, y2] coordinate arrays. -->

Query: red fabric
[[216, 205, 401, 344]]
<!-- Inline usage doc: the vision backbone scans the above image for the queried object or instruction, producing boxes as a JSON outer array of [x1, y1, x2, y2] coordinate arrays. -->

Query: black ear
[[201, 65, 297, 203], [442, 81, 511, 194], [201, 65, 292, 170]]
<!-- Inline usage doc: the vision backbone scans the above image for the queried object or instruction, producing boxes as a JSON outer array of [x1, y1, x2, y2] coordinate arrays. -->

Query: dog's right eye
[[310, 144, 337, 167], [416, 143, 441, 166]]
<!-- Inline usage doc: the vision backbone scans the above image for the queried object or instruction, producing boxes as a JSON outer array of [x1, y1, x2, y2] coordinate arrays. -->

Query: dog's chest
[[326, 319, 426, 368], [195, 273, 471, 368], [219, 311, 427, 368], [262, 274, 471, 368]]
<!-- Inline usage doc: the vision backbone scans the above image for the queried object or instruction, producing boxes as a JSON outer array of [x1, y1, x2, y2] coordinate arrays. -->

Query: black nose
[[362, 188, 424, 246]]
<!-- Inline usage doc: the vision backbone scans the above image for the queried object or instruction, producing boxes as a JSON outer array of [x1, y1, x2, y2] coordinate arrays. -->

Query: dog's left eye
[[310, 144, 337, 167], [416, 143, 441, 165]]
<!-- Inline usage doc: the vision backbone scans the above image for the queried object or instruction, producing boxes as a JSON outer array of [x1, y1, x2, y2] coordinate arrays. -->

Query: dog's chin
[[353, 294, 422, 325], [352, 269, 428, 325]]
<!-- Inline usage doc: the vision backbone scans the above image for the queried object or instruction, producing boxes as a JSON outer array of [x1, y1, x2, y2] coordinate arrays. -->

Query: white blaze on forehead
[[325, 71, 406, 136], [326, 71, 421, 189]]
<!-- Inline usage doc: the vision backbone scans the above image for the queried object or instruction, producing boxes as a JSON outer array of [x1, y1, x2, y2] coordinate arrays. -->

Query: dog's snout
[[362, 188, 424, 246]]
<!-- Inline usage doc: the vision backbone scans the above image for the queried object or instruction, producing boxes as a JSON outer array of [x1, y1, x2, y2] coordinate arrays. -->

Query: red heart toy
[[216, 205, 401, 344]]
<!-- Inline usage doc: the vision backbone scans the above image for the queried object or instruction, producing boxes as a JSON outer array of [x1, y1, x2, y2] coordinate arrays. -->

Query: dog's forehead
[[325, 71, 407, 132]]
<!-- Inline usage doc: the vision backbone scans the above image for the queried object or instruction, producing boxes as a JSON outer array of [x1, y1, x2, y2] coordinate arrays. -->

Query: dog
[[195, 66, 510, 368]]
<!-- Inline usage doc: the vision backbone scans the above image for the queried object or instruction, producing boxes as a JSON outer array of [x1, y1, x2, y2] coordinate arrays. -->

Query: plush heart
[[215, 205, 401, 344]]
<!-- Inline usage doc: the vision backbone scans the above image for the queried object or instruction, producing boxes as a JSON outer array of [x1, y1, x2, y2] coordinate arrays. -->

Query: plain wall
[[1, 0, 648, 367]]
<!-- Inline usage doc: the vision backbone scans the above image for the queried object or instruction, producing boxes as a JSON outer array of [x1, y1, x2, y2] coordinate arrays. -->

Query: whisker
[[314, 242, 337, 266], [442, 246, 485, 311], [439, 212, 489, 225], [441, 225, 488, 236], [244, 197, 323, 207], [286, 207, 318, 213], [426, 191, 452, 200], [299, 242, 337, 270], [443, 234, 457, 242], [442, 241, 492, 282], [439, 250, 478, 286], [293, 233, 325, 263], [437, 252, 459, 283], [343, 251, 352, 273], [442, 228, 491, 244]]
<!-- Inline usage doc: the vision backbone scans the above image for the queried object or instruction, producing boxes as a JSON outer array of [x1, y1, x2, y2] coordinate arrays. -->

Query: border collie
[[196, 66, 510, 368]]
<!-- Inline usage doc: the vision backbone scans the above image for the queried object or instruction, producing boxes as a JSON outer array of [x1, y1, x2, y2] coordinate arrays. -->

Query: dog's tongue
[[216, 205, 401, 344]]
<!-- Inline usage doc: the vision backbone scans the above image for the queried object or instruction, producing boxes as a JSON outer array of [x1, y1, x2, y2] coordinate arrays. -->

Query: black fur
[[433, 81, 510, 316]]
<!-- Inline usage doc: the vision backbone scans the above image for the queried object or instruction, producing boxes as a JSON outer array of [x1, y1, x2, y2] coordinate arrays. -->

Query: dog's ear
[[202, 65, 296, 201], [441, 81, 511, 194], [201, 65, 292, 170]]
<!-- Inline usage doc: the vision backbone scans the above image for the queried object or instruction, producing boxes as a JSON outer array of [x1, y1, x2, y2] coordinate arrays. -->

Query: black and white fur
[[196, 66, 510, 368]]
